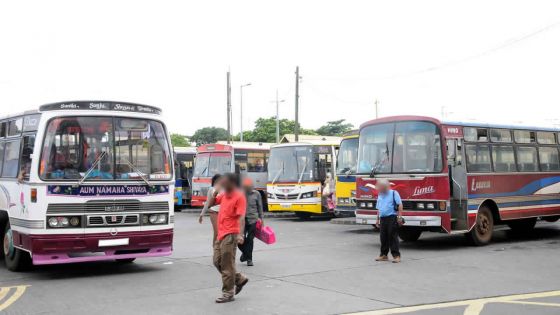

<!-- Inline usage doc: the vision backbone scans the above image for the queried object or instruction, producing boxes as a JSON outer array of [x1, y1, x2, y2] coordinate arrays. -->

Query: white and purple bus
[[1, 101, 174, 271]]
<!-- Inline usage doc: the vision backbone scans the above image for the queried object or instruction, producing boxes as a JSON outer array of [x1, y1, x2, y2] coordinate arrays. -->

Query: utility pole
[[271, 89, 285, 143], [374, 99, 379, 119], [240, 83, 252, 142], [226, 71, 231, 144], [295, 66, 300, 142]]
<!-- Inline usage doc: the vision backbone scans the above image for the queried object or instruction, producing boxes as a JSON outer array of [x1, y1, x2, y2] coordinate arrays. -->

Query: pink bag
[[255, 220, 276, 245]]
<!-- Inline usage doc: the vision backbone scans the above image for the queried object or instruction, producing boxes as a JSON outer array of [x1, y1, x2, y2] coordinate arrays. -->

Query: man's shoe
[[392, 256, 401, 263], [247, 260, 254, 266], [235, 278, 249, 295], [375, 255, 389, 261], [215, 296, 235, 303], [240, 254, 247, 262]]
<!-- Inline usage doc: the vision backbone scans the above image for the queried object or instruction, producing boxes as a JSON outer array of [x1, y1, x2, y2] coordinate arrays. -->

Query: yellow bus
[[267, 140, 340, 219], [334, 131, 359, 216]]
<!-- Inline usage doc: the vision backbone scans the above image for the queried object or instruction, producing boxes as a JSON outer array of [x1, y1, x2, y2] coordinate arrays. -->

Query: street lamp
[[240, 83, 252, 142], [270, 89, 285, 143]]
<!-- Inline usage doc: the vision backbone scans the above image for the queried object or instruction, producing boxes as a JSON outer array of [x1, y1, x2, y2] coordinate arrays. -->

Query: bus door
[[447, 138, 468, 230], [314, 146, 334, 211]]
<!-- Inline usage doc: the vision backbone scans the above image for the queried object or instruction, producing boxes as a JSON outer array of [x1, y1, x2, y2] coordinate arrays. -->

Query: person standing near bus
[[209, 173, 249, 303], [374, 179, 404, 263], [239, 178, 264, 266], [199, 174, 222, 245]]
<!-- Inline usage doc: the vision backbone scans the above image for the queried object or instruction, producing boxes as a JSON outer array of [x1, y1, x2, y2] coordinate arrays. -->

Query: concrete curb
[[330, 218, 358, 225]]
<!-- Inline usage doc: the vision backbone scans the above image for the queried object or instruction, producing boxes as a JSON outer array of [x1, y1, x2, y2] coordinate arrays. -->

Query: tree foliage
[[316, 119, 353, 136], [234, 117, 317, 143], [191, 127, 229, 145], [170, 133, 190, 147]]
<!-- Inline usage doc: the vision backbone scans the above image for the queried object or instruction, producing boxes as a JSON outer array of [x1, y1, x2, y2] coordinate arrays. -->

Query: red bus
[[191, 142, 270, 207], [355, 116, 560, 245]]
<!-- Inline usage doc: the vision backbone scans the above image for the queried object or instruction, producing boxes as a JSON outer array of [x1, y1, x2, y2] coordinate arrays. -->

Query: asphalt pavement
[[1, 211, 560, 315]]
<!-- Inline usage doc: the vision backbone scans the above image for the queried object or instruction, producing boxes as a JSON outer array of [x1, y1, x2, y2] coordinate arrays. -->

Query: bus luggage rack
[[47, 201, 169, 214], [87, 214, 140, 227]]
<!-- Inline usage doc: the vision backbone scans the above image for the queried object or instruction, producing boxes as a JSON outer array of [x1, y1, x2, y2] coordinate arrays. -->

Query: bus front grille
[[87, 214, 139, 227]]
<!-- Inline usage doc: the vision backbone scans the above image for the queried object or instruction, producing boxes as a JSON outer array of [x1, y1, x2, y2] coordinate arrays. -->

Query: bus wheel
[[295, 212, 311, 220], [507, 218, 537, 232], [116, 258, 136, 264], [543, 216, 560, 223], [398, 227, 422, 242], [467, 206, 494, 246], [3, 222, 30, 271]]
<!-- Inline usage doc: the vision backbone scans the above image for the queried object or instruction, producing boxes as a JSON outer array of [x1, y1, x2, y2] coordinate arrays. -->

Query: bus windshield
[[268, 146, 313, 183], [40, 116, 172, 181], [336, 138, 358, 175], [358, 121, 442, 174], [193, 152, 232, 177]]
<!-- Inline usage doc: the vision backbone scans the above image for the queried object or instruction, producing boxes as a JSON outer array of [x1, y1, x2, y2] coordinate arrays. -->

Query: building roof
[[216, 141, 273, 150], [280, 134, 342, 145]]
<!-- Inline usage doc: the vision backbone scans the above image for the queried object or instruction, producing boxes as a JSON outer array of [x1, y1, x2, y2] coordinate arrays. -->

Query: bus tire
[[507, 217, 537, 232], [3, 222, 31, 271], [466, 206, 494, 246], [398, 227, 422, 242], [543, 216, 560, 223], [116, 258, 136, 264], [295, 212, 311, 220]]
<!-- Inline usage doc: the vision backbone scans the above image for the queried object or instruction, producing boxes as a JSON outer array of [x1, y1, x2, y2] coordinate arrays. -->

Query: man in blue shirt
[[374, 179, 404, 263]]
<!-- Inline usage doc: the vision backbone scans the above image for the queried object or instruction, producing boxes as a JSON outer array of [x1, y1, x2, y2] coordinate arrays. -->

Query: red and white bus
[[1, 101, 174, 271], [191, 142, 270, 207], [355, 115, 560, 245]]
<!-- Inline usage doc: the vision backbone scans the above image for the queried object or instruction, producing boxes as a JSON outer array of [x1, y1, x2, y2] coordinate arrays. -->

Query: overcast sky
[[1, 1, 559, 135]]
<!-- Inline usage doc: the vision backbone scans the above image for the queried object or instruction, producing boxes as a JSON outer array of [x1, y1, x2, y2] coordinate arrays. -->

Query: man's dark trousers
[[239, 220, 257, 261], [380, 215, 400, 257]]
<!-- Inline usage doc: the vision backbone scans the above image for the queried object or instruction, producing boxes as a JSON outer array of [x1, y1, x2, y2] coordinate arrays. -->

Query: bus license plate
[[281, 203, 292, 209], [99, 238, 129, 247]]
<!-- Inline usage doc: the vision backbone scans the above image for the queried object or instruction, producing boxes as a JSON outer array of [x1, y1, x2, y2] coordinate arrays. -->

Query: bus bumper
[[191, 196, 206, 207], [268, 202, 322, 213], [355, 210, 443, 227], [335, 205, 356, 215], [15, 229, 173, 265]]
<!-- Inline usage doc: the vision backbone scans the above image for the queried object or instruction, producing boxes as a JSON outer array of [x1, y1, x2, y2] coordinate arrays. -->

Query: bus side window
[[3, 139, 21, 178], [19, 135, 35, 181]]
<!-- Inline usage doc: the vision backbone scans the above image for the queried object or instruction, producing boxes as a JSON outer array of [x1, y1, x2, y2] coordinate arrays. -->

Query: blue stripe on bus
[[468, 198, 560, 210], [468, 176, 560, 199], [336, 175, 356, 182]]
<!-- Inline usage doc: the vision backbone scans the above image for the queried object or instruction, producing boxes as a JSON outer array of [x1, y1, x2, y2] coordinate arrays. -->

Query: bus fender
[[468, 199, 500, 231]]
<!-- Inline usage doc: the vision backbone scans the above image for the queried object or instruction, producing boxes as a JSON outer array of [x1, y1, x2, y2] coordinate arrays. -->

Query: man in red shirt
[[210, 173, 249, 303]]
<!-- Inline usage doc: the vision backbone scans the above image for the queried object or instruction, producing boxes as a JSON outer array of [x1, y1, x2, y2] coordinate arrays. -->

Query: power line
[[307, 19, 560, 82]]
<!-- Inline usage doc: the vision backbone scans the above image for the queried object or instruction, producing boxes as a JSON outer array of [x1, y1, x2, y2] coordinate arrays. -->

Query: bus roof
[[342, 130, 359, 139], [271, 141, 340, 148], [360, 115, 560, 133], [38, 101, 162, 115], [280, 134, 342, 144]]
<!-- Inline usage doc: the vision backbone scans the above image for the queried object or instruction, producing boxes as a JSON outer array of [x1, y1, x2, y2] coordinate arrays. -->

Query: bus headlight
[[267, 193, 274, 199], [417, 203, 425, 210], [48, 216, 78, 228], [192, 190, 200, 196], [426, 203, 435, 210], [148, 214, 168, 225]]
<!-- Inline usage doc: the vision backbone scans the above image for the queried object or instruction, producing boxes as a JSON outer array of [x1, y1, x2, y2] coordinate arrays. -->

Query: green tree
[[170, 133, 190, 147], [316, 119, 353, 136], [191, 127, 229, 145], [234, 117, 316, 143]]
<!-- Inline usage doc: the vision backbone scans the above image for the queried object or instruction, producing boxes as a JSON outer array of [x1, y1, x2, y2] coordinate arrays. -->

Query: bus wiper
[[271, 161, 284, 185], [120, 157, 153, 187], [369, 143, 390, 178], [298, 161, 307, 185], [76, 151, 107, 187]]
